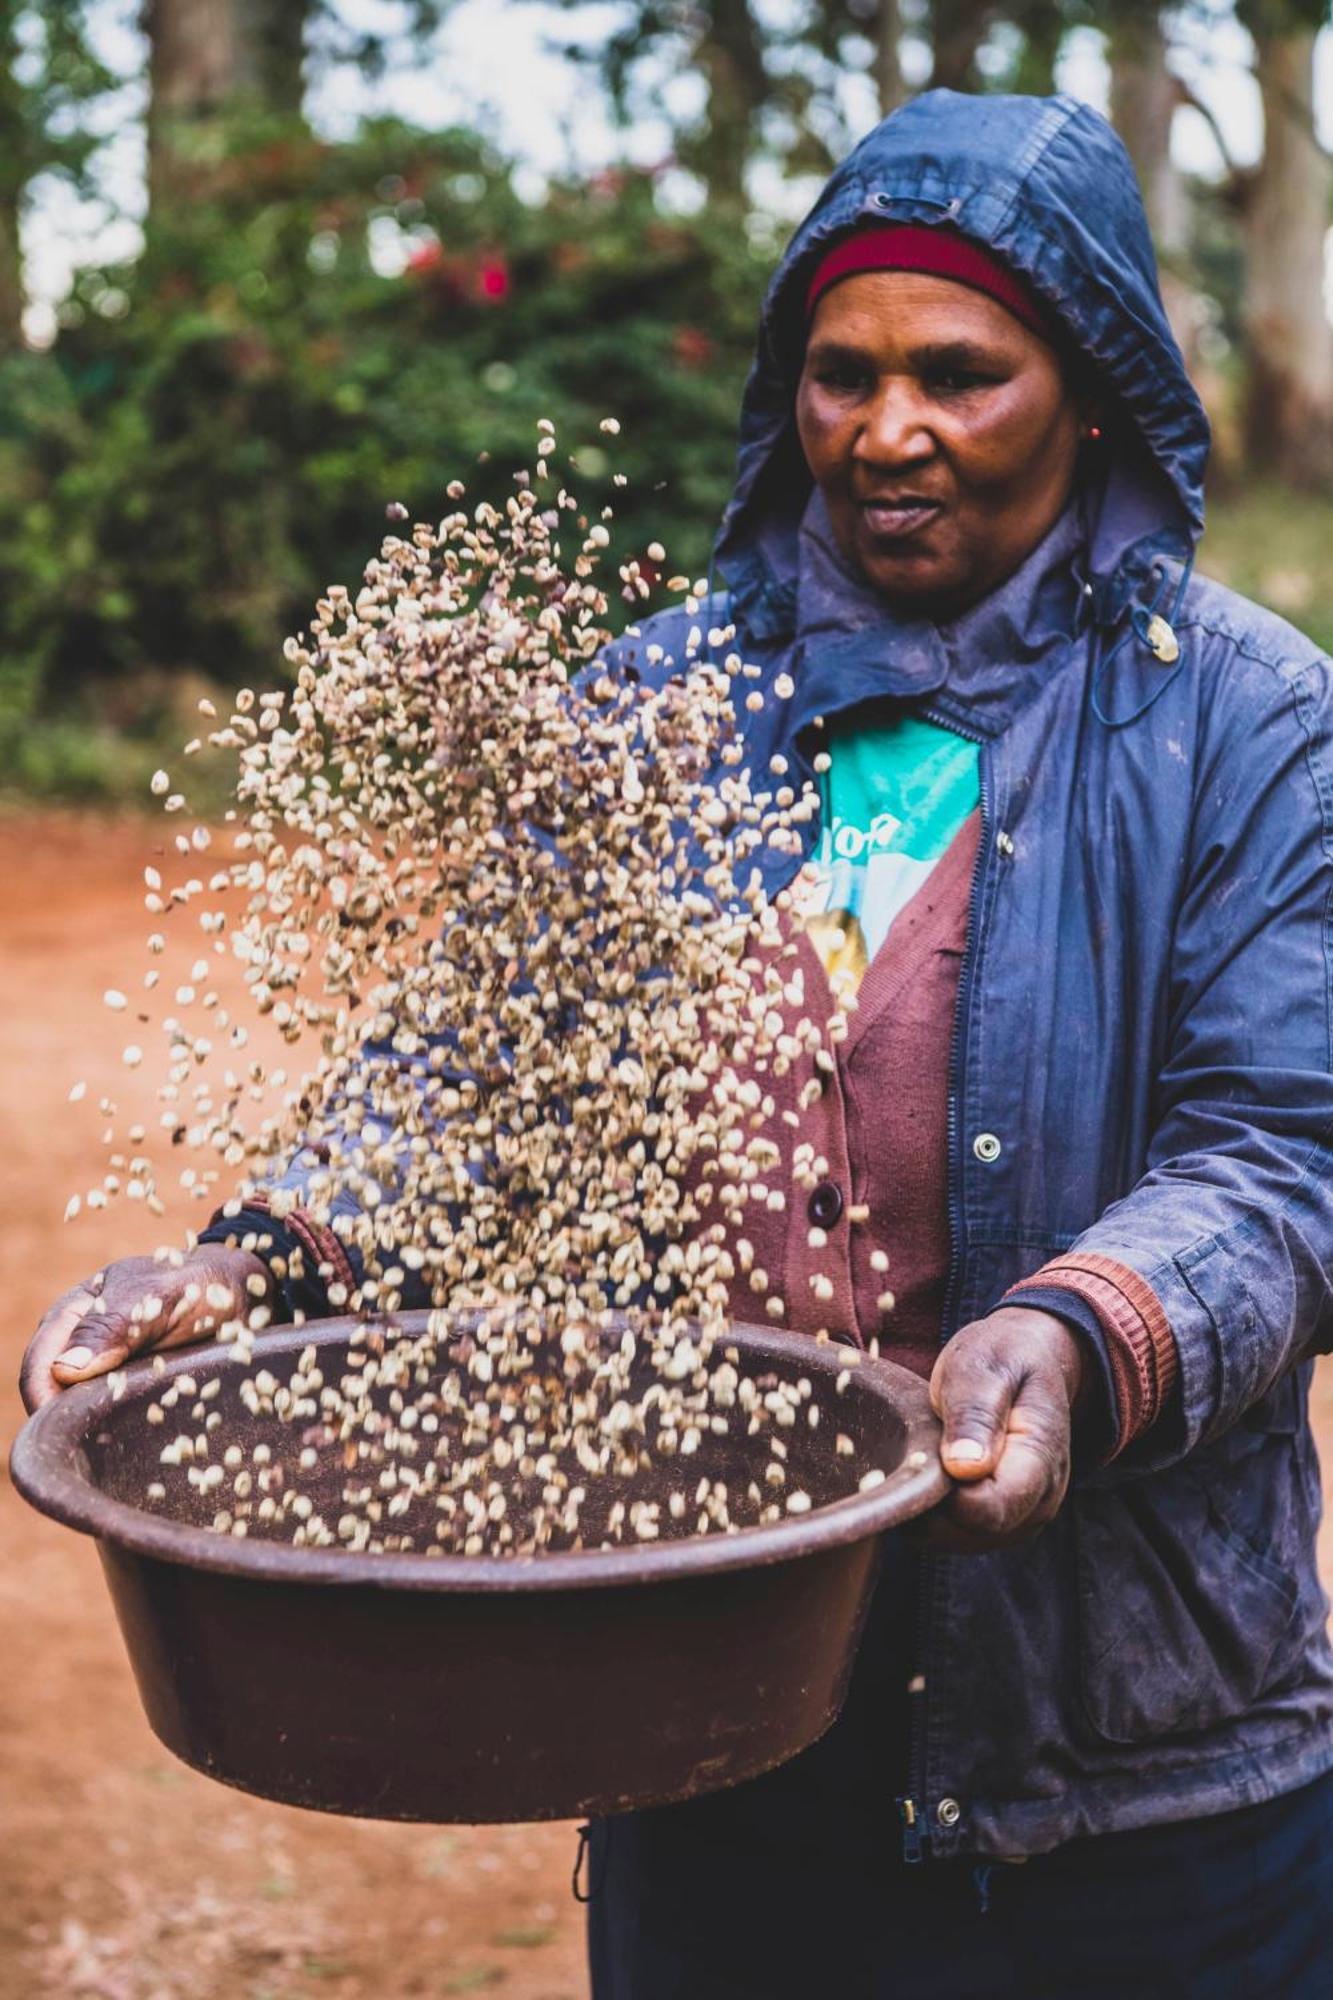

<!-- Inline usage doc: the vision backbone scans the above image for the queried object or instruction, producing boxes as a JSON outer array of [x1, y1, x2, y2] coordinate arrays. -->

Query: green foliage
[[5, 6, 1328, 802], [0, 1, 116, 348], [0, 119, 775, 794]]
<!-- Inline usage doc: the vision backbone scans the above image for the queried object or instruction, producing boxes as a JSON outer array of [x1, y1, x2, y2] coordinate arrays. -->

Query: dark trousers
[[587, 1768, 1333, 1999], [586, 1575, 1333, 1998]]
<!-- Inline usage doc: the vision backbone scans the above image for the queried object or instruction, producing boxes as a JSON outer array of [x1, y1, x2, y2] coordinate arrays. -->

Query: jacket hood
[[715, 90, 1210, 636]]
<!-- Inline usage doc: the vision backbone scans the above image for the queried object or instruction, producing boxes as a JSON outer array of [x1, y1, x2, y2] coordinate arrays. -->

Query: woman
[[25, 90, 1333, 1996]]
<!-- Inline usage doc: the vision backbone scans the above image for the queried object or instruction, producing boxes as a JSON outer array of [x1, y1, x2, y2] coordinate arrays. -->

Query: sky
[[21, 0, 1333, 345]]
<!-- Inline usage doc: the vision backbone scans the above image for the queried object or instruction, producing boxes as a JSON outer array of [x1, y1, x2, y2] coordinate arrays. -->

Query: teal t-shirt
[[797, 711, 979, 995]]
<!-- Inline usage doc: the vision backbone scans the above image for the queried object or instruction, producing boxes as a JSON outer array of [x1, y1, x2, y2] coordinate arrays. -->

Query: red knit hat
[[805, 223, 1056, 343]]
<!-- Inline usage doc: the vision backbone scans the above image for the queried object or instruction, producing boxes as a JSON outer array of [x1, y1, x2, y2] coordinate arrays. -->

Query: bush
[[0, 120, 776, 793]]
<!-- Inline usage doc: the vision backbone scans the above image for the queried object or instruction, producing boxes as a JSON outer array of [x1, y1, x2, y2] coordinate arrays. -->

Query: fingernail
[[57, 1345, 94, 1371], [945, 1438, 987, 1464]]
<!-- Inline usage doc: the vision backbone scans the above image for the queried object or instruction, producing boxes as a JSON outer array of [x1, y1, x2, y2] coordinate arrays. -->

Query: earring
[[1086, 424, 1103, 441]]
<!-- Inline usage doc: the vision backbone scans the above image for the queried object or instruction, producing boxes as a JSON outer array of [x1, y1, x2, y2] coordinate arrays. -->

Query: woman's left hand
[[925, 1306, 1087, 1552]]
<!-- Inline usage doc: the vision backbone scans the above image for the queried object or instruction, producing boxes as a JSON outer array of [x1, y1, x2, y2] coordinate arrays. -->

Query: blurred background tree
[[1, 0, 1331, 796], [0, 1, 114, 346]]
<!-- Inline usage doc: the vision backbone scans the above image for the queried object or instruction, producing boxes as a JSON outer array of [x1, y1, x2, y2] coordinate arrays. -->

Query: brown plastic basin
[[12, 1313, 948, 1824]]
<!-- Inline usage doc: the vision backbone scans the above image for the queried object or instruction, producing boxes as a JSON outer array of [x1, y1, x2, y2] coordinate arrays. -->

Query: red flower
[[404, 241, 510, 309], [477, 254, 510, 303], [407, 240, 447, 277], [672, 324, 714, 371]]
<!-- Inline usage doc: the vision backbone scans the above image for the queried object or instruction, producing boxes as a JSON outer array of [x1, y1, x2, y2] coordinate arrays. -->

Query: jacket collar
[[776, 487, 1088, 741]]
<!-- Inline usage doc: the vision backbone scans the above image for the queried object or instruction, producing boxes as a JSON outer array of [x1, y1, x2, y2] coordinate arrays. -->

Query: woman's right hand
[[20, 1246, 274, 1412]]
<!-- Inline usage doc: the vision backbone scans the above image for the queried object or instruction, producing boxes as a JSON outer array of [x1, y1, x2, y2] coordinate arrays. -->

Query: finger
[[944, 1425, 1067, 1543], [50, 1273, 195, 1381], [919, 1358, 1074, 1550], [22, 1255, 257, 1411], [930, 1355, 1014, 1483], [20, 1288, 102, 1410], [137, 1262, 266, 1356], [154, 1288, 244, 1350], [48, 1303, 139, 1383]]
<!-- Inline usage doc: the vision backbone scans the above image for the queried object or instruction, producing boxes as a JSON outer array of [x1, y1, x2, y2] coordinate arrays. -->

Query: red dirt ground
[[4, 811, 1332, 2000], [0, 815, 585, 2000]]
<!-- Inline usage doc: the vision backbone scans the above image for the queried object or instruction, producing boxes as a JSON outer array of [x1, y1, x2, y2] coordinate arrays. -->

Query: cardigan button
[[807, 1180, 844, 1228], [973, 1132, 1002, 1164]]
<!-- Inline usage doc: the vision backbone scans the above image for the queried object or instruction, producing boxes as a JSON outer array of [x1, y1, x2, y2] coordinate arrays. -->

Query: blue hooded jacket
[[607, 90, 1333, 1854], [241, 89, 1333, 1856]]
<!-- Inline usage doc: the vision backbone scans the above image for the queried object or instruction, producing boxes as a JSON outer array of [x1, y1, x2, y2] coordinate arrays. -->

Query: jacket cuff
[[1004, 1254, 1178, 1460], [198, 1195, 358, 1323]]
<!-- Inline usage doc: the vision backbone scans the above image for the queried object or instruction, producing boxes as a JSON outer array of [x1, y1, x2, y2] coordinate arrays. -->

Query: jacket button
[[936, 1797, 962, 1828], [807, 1180, 844, 1228], [995, 830, 1015, 858], [972, 1132, 1002, 1163]]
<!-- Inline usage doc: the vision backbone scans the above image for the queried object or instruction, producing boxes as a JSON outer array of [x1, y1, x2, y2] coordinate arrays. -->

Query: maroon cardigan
[[709, 812, 1174, 1459]]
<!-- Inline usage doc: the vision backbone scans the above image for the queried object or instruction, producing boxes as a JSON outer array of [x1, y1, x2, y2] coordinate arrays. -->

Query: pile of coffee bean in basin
[[134, 1314, 898, 1558]]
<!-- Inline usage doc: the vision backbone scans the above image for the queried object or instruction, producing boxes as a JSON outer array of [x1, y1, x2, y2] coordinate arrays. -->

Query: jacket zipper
[[897, 1559, 935, 1861], [896, 1792, 926, 1863], [897, 712, 993, 1861], [935, 713, 991, 1336]]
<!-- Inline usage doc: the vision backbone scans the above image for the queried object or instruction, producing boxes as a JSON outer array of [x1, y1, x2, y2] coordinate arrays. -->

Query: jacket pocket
[[1074, 1459, 1301, 1746]]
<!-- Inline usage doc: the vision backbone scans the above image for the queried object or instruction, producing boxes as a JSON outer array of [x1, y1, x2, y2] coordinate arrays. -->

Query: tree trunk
[[874, 0, 905, 118], [692, 0, 768, 209], [145, 0, 308, 218], [927, 0, 993, 93], [230, 0, 305, 115], [1006, 0, 1067, 95], [1241, 16, 1333, 485], [145, 0, 232, 214], [0, 194, 21, 349], [1107, 5, 1186, 256]]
